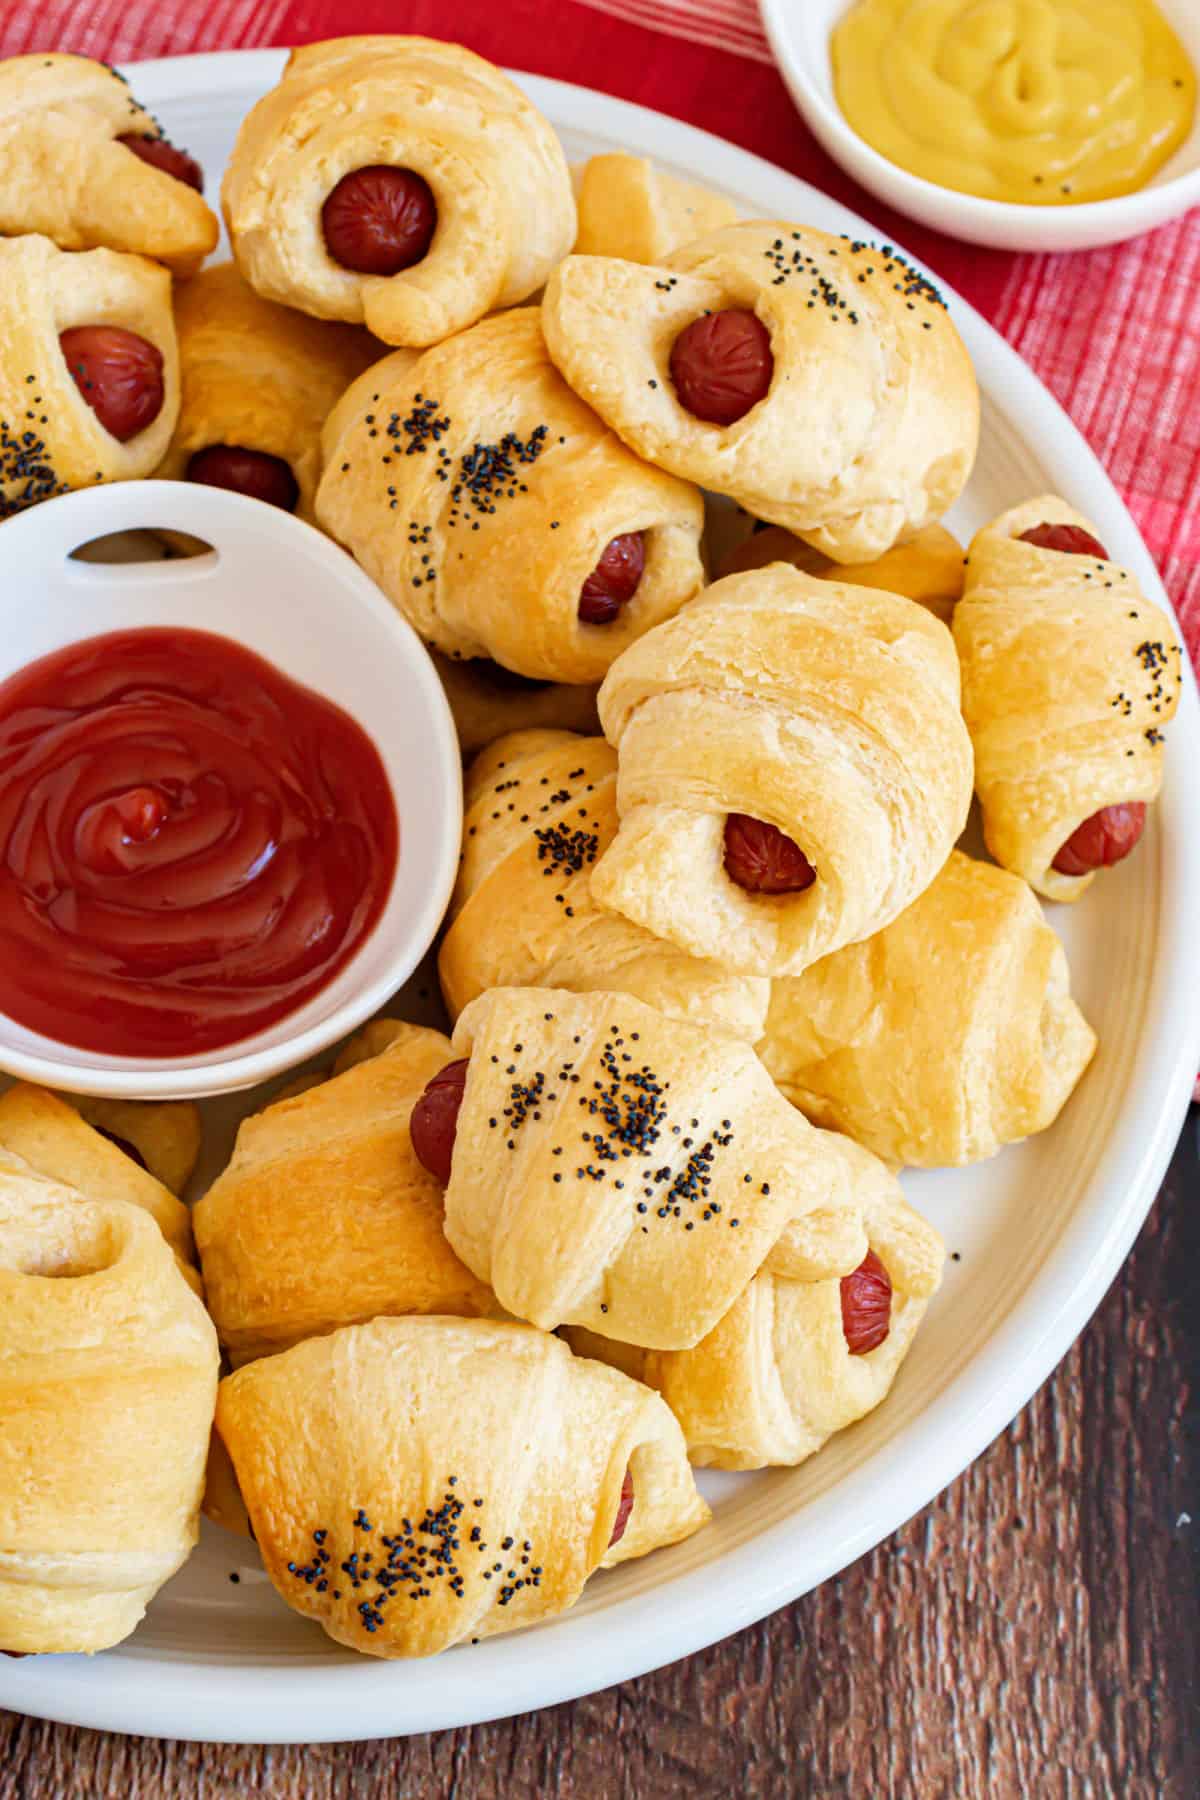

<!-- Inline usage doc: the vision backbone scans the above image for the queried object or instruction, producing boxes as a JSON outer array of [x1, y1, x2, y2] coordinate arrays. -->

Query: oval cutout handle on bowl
[[69, 527, 215, 565]]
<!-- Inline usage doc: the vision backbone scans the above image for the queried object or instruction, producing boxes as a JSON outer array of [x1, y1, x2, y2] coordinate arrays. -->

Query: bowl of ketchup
[[0, 480, 461, 1098]]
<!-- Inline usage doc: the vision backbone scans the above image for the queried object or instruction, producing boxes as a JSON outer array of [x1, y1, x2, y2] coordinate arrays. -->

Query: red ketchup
[[0, 629, 397, 1057]]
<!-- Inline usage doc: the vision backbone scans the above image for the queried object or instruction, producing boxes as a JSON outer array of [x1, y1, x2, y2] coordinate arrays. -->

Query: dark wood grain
[[3, 1115, 1196, 1800]]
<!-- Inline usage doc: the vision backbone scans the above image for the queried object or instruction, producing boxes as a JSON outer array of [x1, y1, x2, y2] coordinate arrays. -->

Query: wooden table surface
[[2, 1111, 1196, 1800]]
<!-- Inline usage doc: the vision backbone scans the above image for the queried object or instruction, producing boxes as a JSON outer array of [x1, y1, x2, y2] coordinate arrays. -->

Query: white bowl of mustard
[[759, 0, 1200, 252]]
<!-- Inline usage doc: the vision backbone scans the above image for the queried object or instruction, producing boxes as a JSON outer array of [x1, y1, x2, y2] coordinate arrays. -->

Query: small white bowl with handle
[[0, 480, 461, 1100], [760, 0, 1200, 252]]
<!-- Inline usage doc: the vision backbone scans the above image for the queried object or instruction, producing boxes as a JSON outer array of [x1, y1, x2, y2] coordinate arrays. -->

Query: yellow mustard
[[832, 0, 1195, 204]]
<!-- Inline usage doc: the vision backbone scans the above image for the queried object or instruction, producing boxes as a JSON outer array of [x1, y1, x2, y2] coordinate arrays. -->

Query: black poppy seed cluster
[[0, 377, 70, 519], [486, 1021, 754, 1233], [857, 239, 947, 311], [442, 424, 550, 528], [761, 233, 945, 329], [1109, 632, 1181, 751], [578, 1030, 669, 1167], [535, 820, 600, 878], [1135, 638, 1178, 719], [763, 234, 859, 323], [463, 758, 605, 920], [285, 1490, 544, 1635], [388, 395, 451, 459]]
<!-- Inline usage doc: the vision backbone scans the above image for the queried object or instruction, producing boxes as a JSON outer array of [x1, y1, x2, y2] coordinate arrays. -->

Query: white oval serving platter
[[1, 48, 1197, 1745]]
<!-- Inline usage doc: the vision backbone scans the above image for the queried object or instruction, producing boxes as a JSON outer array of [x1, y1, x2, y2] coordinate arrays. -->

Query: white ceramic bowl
[[760, 0, 1200, 251], [0, 480, 461, 1100], [3, 54, 1199, 1745]]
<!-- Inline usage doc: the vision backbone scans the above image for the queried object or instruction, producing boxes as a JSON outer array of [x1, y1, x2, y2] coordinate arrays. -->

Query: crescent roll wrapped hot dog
[[411, 986, 889, 1351], [541, 221, 978, 562], [156, 263, 379, 519], [0, 1154, 217, 1654], [589, 564, 973, 978], [759, 851, 1097, 1168], [325, 354, 599, 754], [568, 1143, 944, 1469], [210, 1316, 709, 1658], [316, 308, 707, 683], [438, 730, 768, 1042], [0, 53, 217, 274], [0, 236, 179, 517], [194, 1023, 492, 1364], [954, 497, 1183, 900], [223, 37, 575, 347]]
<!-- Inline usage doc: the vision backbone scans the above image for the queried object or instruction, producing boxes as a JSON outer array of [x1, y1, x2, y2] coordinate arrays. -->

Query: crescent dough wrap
[[954, 496, 1183, 900], [222, 37, 576, 346], [0, 236, 179, 519], [759, 850, 1097, 1168], [316, 309, 707, 683], [194, 1023, 492, 1364], [720, 522, 965, 624], [211, 1316, 709, 1658], [63, 1095, 201, 1196], [0, 1154, 218, 1654], [0, 53, 217, 275], [155, 263, 379, 521], [590, 565, 973, 977], [439, 730, 768, 1041], [568, 1144, 944, 1469], [443, 987, 884, 1350], [571, 153, 737, 261], [541, 221, 979, 561], [0, 1084, 198, 1288]]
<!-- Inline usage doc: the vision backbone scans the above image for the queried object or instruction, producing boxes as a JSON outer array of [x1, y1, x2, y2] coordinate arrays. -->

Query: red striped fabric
[[572, 0, 772, 63]]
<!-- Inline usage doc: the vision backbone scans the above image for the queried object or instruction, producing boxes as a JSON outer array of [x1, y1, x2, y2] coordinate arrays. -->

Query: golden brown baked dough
[[319, 344, 420, 470], [439, 730, 768, 1040], [568, 1142, 943, 1468], [66, 1095, 201, 1195], [223, 37, 575, 346], [331, 1017, 410, 1075], [954, 496, 1182, 900], [541, 221, 978, 561], [443, 987, 885, 1349], [316, 308, 707, 682], [432, 651, 600, 757], [0, 235, 179, 518], [0, 1153, 218, 1653], [760, 850, 1097, 1168], [210, 1315, 708, 1657], [572, 153, 737, 261], [720, 522, 965, 623], [590, 564, 974, 977], [155, 263, 379, 521], [194, 1023, 492, 1363], [0, 1084, 196, 1279], [0, 53, 217, 275]]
